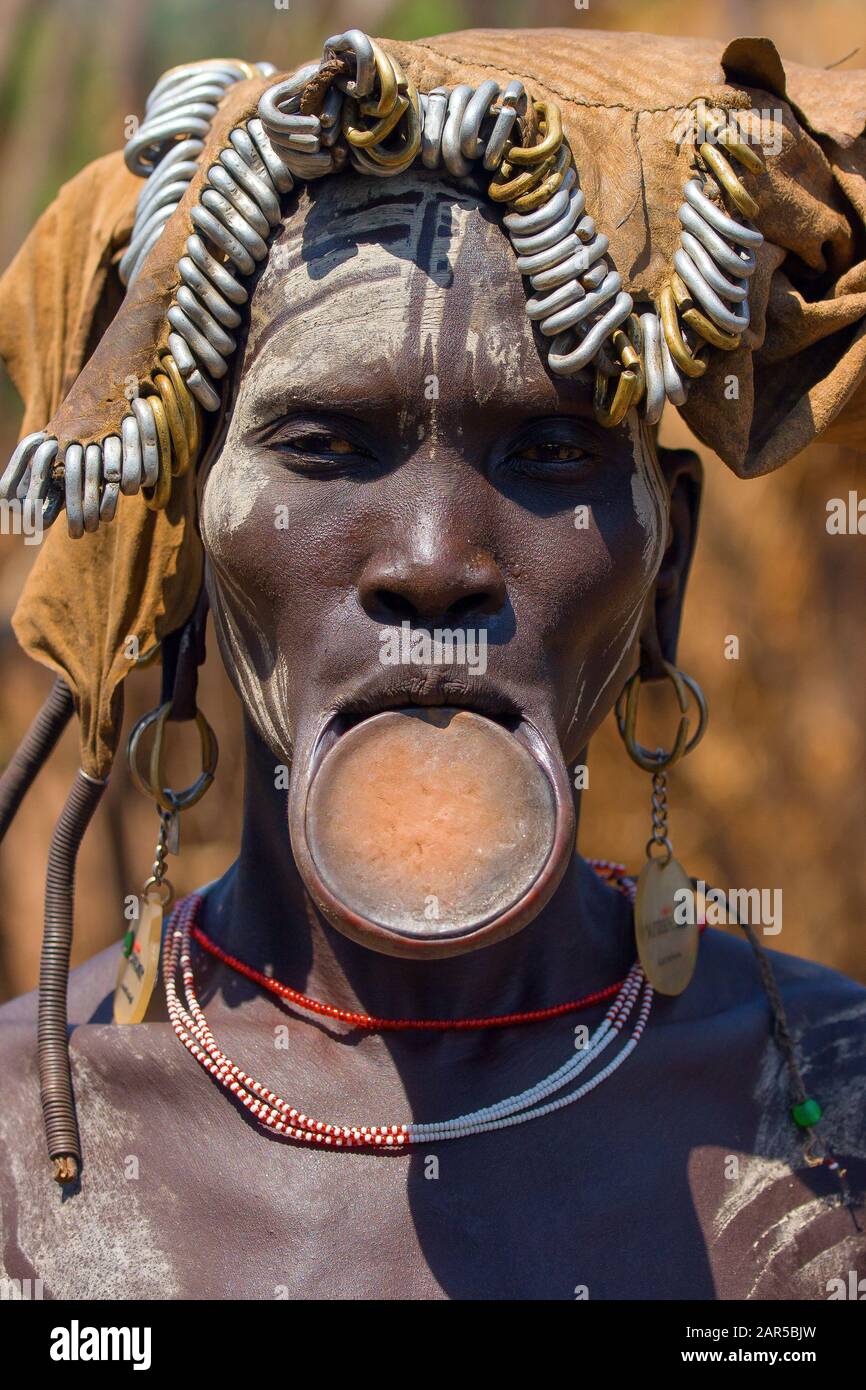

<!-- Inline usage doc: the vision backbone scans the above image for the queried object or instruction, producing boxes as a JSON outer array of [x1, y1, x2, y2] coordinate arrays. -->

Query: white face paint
[[199, 171, 677, 772]]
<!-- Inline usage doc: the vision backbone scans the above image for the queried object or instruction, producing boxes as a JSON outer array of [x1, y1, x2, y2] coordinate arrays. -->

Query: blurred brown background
[[0, 0, 864, 1000]]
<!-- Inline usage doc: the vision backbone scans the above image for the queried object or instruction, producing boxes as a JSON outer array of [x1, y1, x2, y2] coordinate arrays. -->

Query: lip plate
[[289, 705, 576, 959]]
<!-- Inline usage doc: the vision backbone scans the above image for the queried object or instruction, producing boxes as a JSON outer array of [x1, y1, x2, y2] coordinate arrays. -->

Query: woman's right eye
[[269, 428, 378, 474]]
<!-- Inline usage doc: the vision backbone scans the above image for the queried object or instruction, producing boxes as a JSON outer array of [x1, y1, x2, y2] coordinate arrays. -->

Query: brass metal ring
[[658, 283, 708, 378], [142, 394, 173, 510], [161, 353, 200, 465], [153, 371, 189, 478], [615, 660, 708, 773], [508, 145, 571, 211], [670, 273, 742, 351], [506, 99, 563, 167], [360, 40, 398, 119], [699, 141, 760, 219], [594, 365, 640, 428]]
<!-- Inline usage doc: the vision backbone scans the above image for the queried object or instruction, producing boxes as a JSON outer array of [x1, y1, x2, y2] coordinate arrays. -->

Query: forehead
[[238, 170, 587, 419]]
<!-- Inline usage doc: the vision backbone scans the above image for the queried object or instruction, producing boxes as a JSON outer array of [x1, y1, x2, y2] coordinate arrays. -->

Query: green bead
[[792, 1097, 822, 1128], [122, 929, 135, 958]]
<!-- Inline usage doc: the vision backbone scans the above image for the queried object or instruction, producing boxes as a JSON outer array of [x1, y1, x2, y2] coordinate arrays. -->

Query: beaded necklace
[[163, 863, 654, 1148]]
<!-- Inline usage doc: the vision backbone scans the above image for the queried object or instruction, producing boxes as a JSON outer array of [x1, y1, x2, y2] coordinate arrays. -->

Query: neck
[[200, 720, 635, 1021]]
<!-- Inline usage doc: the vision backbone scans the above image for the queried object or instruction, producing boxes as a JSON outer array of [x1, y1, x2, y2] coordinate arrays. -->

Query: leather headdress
[[1, 29, 865, 779]]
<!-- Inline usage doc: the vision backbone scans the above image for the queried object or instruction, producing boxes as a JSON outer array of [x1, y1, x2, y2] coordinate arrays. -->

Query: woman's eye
[[504, 439, 590, 476], [282, 433, 369, 458], [517, 443, 584, 463]]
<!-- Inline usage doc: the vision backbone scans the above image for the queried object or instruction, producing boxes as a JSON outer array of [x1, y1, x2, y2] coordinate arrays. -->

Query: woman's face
[[200, 169, 670, 785]]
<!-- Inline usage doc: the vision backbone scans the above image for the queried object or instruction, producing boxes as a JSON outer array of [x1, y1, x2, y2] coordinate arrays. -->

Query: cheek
[[554, 424, 667, 752]]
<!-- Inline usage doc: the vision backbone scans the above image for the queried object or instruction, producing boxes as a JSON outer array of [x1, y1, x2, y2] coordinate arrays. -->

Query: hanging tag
[[114, 888, 167, 1024], [634, 856, 698, 996]]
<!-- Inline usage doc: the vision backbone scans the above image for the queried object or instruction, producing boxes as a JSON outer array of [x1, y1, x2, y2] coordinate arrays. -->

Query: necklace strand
[[163, 867, 654, 1149], [189, 861, 634, 1032]]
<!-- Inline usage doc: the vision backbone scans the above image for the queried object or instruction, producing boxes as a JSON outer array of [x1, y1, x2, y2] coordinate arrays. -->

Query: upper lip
[[333, 671, 523, 728]]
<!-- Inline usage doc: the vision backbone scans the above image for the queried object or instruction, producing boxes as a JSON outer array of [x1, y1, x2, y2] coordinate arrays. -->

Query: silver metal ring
[[525, 277, 585, 321], [131, 397, 160, 487], [120, 415, 143, 495], [679, 231, 749, 301], [515, 233, 581, 276], [503, 167, 576, 235], [63, 444, 85, 538], [674, 249, 750, 334], [459, 79, 500, 160], [25, 437, 59, 501], [207, 165, 271, 238], [483, 80, 525, 171], [683, 178, 763, 248], [547, 291, 633, 375], [248, 118, 294, 194], [441, 86, 474, 176], [167, 304, 229, 379], [420, 88, 448, 169], [323, 31, 375, 98], [541, 268, 622, 336], [678, 201, 757, 278], [186, 234, 248, 304], [185, 367, 221, 412], [510, 187, 586, 255], [176, 285, 237, 356], [529, 232, 608, 291], [83, 443, 102, 533], [190, 203, 257, 274], [0, 431, 45, 501], [640, 311, 665, 426], [200, 188, 269, 261], [178, 257, 242, 329]]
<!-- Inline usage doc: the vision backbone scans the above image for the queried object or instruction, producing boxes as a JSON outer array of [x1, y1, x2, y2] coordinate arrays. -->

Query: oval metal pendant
[[634, 856, 698, 996], [114, 894, 164, 1024]]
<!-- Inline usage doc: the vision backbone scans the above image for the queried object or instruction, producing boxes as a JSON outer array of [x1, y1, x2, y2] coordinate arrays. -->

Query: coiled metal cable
[[38, 768, 107, 1184]]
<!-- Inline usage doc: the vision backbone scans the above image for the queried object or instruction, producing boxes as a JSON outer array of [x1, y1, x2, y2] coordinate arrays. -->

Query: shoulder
[[0, 939, 121, 1037]]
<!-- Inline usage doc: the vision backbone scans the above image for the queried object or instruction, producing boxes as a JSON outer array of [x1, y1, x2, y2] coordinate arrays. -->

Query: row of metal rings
[[0, 355, 201, 533], [259, 31, 636, 421], [645, 101, 765, 423], [120, 59, 277, 289], [0, 70, 304, 531]]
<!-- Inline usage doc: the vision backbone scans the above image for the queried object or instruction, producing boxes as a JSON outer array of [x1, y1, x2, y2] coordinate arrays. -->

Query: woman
[[0, 27, 863, 1300]]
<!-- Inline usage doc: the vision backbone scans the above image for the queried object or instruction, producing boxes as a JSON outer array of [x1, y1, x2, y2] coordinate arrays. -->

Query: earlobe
[[640, 445, 703, 678]]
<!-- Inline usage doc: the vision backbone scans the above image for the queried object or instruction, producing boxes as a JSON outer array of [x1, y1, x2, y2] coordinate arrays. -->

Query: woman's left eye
[[504, 439, 590, 476]]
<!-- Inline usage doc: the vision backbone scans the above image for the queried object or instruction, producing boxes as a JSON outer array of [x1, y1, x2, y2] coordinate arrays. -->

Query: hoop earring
[[615, 659, 708, 996], [115, 700, 218, 1024]]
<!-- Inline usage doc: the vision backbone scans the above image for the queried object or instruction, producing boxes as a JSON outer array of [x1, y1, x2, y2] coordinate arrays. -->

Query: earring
[[115, 700, 218, 1023], [615, 659, 708, 996]]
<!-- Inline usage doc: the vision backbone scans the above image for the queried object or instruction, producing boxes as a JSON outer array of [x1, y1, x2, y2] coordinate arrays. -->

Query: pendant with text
[[634, 856, 698, 996], [114, 894, 164, 1024]]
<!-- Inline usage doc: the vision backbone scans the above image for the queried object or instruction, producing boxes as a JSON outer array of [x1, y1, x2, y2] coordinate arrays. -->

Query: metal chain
[[646, 752, 673, 863], [142, 806, 176, 907]]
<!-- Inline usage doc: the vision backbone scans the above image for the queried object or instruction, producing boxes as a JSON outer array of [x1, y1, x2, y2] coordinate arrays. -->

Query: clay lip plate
[[290, 705, 576, 956]]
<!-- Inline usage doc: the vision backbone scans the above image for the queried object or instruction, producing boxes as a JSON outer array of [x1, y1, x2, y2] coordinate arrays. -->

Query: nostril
[[374, 589, 417, 621], [448, 592, 494, 621]]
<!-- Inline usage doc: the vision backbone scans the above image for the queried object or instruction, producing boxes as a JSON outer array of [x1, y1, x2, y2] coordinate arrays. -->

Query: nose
[[359, 542, 507, 624]]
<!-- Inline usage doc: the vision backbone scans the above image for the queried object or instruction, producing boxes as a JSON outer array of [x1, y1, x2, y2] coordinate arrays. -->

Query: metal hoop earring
[[115, 701, 219, 1024], [615, 660, 708, 996]]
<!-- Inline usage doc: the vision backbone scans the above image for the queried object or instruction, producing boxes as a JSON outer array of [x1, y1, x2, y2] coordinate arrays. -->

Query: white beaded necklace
[[164, 890, 652, 1149]]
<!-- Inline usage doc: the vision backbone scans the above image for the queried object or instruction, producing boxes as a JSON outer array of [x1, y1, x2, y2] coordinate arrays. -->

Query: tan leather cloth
[[0, 151, 203, 778], [1, 29, 864, 777]]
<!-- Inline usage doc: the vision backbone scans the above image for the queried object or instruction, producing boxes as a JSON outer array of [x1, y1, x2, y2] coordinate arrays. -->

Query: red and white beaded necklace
[[163, 863, 652, 1149]]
